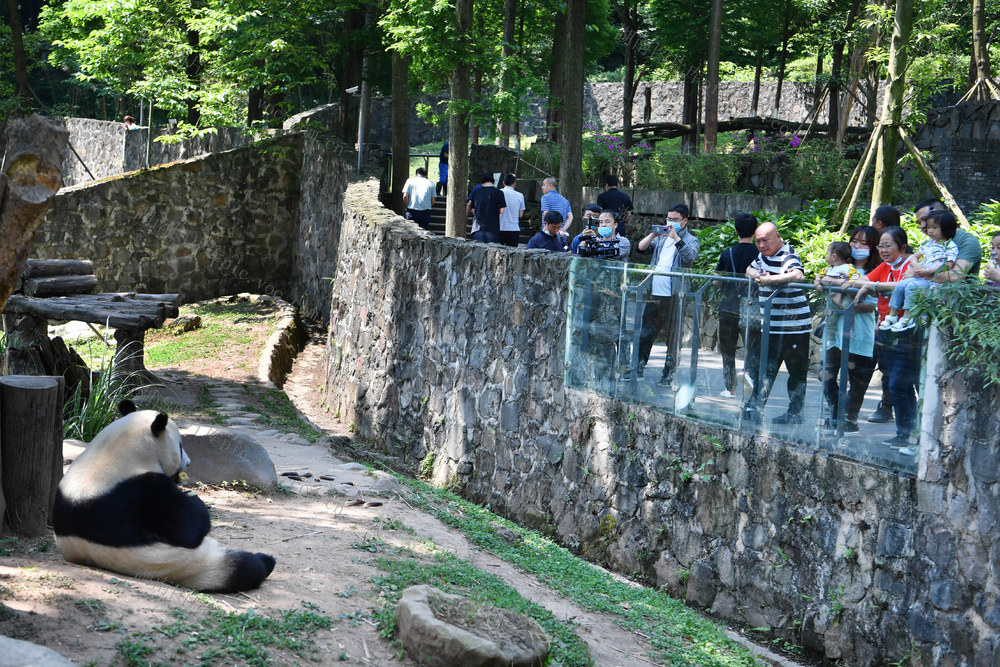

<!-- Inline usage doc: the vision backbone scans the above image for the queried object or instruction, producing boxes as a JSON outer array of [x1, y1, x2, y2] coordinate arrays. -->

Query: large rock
[[0, 637, 75, 666], [179, 425, 277, 489], [395, 585, 548, 667]]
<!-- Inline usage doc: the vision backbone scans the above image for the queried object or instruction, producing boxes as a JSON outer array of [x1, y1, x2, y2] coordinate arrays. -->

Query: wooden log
[[0, 115, 70, 313], [3, 313, 48, 376], [3, 295, 159, 328], [0, 375, 61, 536], [48, 377, 65, 523], [22, 259, 94, 279], [113, 328, 158, 386], [22, 274, 99, 297]]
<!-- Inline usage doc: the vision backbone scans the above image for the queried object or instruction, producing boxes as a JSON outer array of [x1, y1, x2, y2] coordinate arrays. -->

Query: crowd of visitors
[[398, 164, 988, 452]]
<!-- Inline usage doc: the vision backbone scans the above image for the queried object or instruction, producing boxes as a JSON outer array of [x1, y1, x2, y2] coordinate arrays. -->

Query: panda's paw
[[256, 553, 276, 576]]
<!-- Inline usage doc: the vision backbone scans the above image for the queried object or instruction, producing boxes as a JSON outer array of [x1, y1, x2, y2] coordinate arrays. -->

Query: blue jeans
[[472, 229, 500, 244], [888, 277, 934, 312], [886, 327, 924, 438]]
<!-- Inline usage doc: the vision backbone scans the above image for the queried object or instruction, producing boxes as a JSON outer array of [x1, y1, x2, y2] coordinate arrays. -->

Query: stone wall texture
[[322, 179, 1000, 665], [40, 135, 305, 304], [914, 100, 1000, 213], [60, 117, 267, 188]]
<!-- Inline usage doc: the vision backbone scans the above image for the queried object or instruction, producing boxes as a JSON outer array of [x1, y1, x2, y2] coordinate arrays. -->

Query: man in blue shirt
[[526, 211, 569, 252], [541, 177, 573, 236]]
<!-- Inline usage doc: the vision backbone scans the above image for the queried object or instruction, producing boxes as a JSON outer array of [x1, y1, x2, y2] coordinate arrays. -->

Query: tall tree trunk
[[559, 0, 586, 233], [186, 27, 201, 126], [774, 0, 792, 112], [547, 9, 568, 143], [337, 8, 365, 142], [681, 71, 699, 153], [871, 0, 913, 208], [829, 0, 862, 147], [751, 49, 763, 116], [813, 44, 825, 108], [391, 52, 409, 215], [497, 0, 517, 146], [972, 0, 993, 91], [471, 68, 483, 145], [622, 0, 638, 149], [7, 0, 31, 103], [446, 0, 474, 238], [703, 0, 723, 151], [248, 85, 263, 126]]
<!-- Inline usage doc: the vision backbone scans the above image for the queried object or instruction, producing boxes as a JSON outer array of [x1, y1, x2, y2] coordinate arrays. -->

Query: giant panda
[[53, 400, 275, 592]]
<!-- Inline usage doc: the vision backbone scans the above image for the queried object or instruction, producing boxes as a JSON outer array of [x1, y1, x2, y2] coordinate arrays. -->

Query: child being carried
[[879, 210, 959, 332]]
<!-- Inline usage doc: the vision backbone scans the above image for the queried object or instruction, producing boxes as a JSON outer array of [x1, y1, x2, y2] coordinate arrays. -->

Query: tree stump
[[0, 375, 62, 536]]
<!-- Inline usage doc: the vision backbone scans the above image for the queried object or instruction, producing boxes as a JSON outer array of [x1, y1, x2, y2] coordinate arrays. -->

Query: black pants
[[638, 295, 679, 377], [499, 230, 520, 247], [822, 347, 876, 424], [405, 208, 431, 230], [874, 328, 894, 411], [744, 330, 810, 415], [718, 310, 743, 392]]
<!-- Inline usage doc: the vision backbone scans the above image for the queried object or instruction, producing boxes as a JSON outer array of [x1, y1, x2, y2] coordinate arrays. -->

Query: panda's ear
[[151, 413, 169, 437], [119, 400, 137, 416]]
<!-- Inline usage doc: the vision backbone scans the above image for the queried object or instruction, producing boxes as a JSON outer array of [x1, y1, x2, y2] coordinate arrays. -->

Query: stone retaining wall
[[39, 135, 304, 303], [322, 178, 1000, 665], [60, 117, 266, 187]]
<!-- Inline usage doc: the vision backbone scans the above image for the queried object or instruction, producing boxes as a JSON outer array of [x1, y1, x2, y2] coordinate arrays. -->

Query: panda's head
[[61, 401, 190, 497], [117, 400, 190, 481]]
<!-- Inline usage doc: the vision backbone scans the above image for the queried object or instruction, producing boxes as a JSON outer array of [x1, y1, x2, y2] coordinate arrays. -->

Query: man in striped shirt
[[742, 222, 812, 425]]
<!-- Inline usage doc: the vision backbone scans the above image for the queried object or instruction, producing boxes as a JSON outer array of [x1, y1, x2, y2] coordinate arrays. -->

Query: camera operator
[[573, 208, 631, 261]]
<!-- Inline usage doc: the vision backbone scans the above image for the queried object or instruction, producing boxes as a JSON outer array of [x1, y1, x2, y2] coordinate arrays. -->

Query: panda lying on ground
[[53, 401, 276, 592]]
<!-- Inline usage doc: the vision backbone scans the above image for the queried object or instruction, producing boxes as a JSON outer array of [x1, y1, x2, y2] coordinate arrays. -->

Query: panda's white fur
[[54, 401, 275, 592]]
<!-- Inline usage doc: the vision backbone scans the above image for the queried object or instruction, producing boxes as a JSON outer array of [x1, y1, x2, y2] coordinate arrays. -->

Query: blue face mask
[[598, 226, 614, 238], [851, 248, 870, 260], [670, 222, 682, 233]]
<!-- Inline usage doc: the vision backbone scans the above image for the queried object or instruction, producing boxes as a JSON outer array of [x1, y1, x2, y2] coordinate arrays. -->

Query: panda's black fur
[[53, 400, 275, 592]]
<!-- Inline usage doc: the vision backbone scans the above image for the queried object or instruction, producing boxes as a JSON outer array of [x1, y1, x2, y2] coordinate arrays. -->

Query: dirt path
[[0, 308, 798, 666]]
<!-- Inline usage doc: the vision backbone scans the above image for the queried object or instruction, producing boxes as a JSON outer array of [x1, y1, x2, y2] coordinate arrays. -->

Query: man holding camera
[[637, 204, 700, 385], [572, 206, 631, 260]]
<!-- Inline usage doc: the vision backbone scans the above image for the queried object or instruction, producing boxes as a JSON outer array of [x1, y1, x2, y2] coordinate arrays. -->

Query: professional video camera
[[578, 236, 623, 259]]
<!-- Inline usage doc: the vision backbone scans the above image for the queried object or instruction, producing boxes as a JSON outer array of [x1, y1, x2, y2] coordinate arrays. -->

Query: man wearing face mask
[[573, 207, 631, 260], [526, 210, 570, 251], [637, 204, 700, 385]]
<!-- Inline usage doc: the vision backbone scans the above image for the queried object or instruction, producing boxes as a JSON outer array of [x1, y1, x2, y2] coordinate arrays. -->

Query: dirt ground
[[0, 308, 796, 667]]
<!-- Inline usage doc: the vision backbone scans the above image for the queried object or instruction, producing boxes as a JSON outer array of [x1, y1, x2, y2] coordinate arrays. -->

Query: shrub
[[63, 339, 145, 441]]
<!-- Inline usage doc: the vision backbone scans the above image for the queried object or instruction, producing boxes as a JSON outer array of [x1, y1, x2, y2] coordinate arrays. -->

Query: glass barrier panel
[[563, 261, 923, 474]]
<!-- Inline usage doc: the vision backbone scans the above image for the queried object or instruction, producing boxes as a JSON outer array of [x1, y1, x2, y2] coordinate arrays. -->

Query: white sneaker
[[878, 315, 898, 331], [719, 389, 735, 398], [739, 371, 754, 393], [890, 317, 916, 332], [898, 446, 917, 456]]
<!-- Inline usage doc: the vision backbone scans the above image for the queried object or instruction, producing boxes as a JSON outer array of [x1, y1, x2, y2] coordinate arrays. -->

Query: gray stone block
[[877, 520, 912, 557], [905, 606, 943, 643], [395, 585, 548, 667], [180, 425, 277, 489], [0, 637, 75, 666]]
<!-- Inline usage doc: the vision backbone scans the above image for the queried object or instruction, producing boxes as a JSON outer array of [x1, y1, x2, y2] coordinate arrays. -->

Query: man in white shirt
[[401, 167, 436, 230], [498, 173, 525, 247], [636, 204, 700, 385]]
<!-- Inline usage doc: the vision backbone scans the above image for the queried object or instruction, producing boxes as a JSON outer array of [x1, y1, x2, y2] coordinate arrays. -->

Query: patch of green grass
[[395, 478, 762, 666], [370, 550, 591, 666], [153, 606, 333, 666], [116, 638, 154, 666], [143, 301, 281, 368], [245, 388, 324, 442]]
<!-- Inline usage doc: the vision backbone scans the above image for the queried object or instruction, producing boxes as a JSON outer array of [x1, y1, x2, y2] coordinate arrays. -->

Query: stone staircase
[[426, 196, 534, 246]]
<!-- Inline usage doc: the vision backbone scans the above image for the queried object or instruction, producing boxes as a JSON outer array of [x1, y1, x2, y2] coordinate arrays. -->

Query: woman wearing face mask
[[815, 225, 881, 433]]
